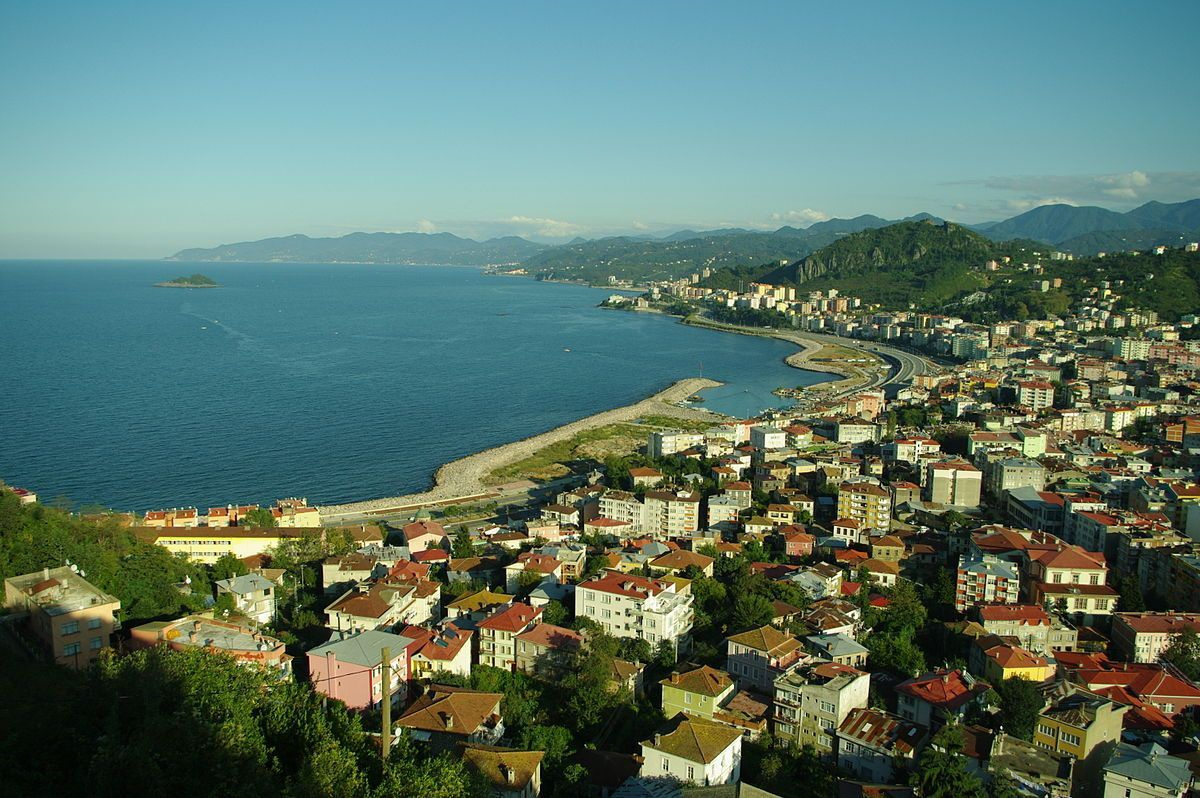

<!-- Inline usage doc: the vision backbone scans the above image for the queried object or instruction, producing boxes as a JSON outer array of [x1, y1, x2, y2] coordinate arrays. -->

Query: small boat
[[563, 348, 571, 352], [687, 394, 705, 403]]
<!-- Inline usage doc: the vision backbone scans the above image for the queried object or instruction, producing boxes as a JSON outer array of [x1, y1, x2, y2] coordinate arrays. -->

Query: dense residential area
[[5, 243, 1200, 798]]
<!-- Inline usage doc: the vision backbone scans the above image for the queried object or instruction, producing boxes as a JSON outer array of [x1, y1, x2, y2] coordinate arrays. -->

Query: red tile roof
[[896, 669, 990, 711], [477, 603, 542, 633]]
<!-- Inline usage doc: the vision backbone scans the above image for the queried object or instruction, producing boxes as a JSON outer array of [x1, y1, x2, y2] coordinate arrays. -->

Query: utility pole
[[380, 646, 392, 761]]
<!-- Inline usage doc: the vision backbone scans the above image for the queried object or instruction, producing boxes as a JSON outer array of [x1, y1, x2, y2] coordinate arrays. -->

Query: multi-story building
[[836, 482, 892, 532], [773, 661, 869, 751], [139, 526, 313, 564], [639, 715, 743, 787], [724, 625, 807, 693], [649, 430, 706, 458], [834, 708, 927, 784], [644, 490, 702, 537], [307, 629, 417, 712], [514, 623, 583, 678], [986, 457, 1047, 501], [895, 669, 991, 730], [977, 604, 1077, 653], [477, 603, 542, 671], [129, 615, 291, 676], [1034, 687, 1126, 762], [576, 571, 693, 654], [750, 425, 787, 450], [3, 566, 121, 669], [926, 460, 983, 508], [395, 686, 506, 753], [1017, 380, 1055, 411], [598, 490, 650, 532], [955, 553, 1020, 612], [1111, 612, 1200, 663], [882, 437, 941, 464], [325, 581, 418, 634], [214, 573, 276, 625], [402, 624, 474, 680]]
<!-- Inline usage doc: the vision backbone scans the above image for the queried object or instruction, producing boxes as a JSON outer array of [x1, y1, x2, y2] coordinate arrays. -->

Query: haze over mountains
[[169, 199, 1200, 278]]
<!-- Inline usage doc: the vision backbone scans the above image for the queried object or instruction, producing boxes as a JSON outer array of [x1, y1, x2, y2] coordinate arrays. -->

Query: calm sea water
[[0, 261, 827, 511]]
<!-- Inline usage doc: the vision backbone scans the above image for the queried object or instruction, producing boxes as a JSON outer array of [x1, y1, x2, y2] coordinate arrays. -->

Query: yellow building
[[836, 482, 892, 532], [1033, 688, 1126, 760], [137, 527, 318, 564], [976, 639, 1055, 683], [4, 566, 121, 669], [660, 665, 735, 720]]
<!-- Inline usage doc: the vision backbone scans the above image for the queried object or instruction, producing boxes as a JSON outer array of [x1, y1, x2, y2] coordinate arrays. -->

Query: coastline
[[318, 377, 724, 520]]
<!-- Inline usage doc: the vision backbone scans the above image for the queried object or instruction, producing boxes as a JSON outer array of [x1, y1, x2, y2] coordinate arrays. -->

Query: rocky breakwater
[[319, 377, 722, 520]]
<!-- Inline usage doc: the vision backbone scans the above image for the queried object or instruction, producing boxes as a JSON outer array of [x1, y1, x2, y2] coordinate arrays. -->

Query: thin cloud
[[952, 170, 1200, 210], [770, 208, 832, 226]]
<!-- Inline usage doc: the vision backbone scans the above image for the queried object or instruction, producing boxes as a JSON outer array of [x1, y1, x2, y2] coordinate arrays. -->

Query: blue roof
[[1104, 742, 1191, 791]]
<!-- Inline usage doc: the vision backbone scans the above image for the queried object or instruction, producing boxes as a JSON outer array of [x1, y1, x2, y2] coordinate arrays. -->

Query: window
[[1089, 574, 1099, 585], [1053, 573, 1062, 583], [90, 636, 103, 650], [685, 693, 693, 704], [1037, 724, 1054, 737], [88, 618, 102, 630], [661, 757, 669, 772], [63, 642, 81, 656], [687, 766, 695, 781], [820, 701, 836, 714], [1095, 599, 1109, 610], [1073, 598, 1087, 609], [1061, 732, 1081, 747], [61, 621, 80, 636]]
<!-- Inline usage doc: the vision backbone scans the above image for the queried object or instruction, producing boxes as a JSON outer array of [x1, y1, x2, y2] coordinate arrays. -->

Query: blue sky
[[2, 1, 1199, 257]]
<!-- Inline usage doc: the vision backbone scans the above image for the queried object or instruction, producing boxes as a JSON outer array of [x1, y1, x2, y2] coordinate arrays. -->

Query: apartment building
[[649, 430, 705, 458], [773, 661, 869, 751], [1034, 688, 1126, 762], [977, 604, 1078, 653], [477, 602, 542, 671], [1111, 612, 1200, 663], [661, 665, 736, 720], [836, 482, 892, 532], [214, 573, 276, 625], [4, 566, 122, 669], [724, 625, 807, 693], [955, 553, 1020, 612], [834, 708, 927, 784], [129, 615, 290, 676], [1018, 380, 1055, 411], [926, 460, 983, 508], [307, 629, 416, 711], [882, 437, 941, 464], [639, 715, 743, 787], [576, 570, 693, 654]]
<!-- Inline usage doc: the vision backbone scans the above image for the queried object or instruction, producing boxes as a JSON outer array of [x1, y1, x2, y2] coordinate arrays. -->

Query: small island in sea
[[155, 273, 219, 288]]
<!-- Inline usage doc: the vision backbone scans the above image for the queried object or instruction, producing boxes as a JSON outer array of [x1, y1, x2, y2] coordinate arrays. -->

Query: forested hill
[[170, 231, 547, 265]]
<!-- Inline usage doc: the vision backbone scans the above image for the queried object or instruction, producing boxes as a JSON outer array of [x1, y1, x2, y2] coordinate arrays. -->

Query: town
[[5, 241, 1200, 798]]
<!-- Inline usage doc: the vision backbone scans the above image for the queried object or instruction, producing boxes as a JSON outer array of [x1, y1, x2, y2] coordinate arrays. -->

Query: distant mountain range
[[972, 198, 1200, 248], [169, 199, 1200, 275], [169, 231, 547, 265]]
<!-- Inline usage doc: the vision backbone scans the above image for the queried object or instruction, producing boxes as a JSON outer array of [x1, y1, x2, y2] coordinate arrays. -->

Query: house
[[660, 665, 736, 720], [514, 623, 584, 678], [639, 714, 743, 787], [629, 467, 664, 487], [3, 566, 121, 669], [773, 661, 870, 751], [477, 603, 542, 671], [834, 708, 927, 784], [307, 629, 417, 711], [322, 554, 383, 594], [128, 615, 291, 676], [781, 526, 815, 559], [504, 553, 562, 594], [648, 549, 715, 578], [531, 544, 588, 582], [448, 556, 505, 587], [325, 581, 418, 634], [725, 625, 807, 693], [404, 520, 449, 553], [869, 535, 905, 563], [461, 746, 545, 798], [576, 571, 693, 655], [214, 572, 276, 625], [831, 518, 865, 546], [806, 633, 869, 668], [445, 589, 513, 624], [971, 636, 1054, 683], [1110, 612, 1200, 663], [396, 685, 505, 752], [860, 558, 899, 588], [895, 669, 990, 730], [402, 624, 474, 680], [1102, 742, 1192, 798]]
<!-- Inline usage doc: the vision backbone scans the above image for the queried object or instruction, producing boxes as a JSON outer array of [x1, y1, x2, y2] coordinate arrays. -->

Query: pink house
[[780, 525, 815, 559], [307, 629, 419, 711], [404, 520, 449, 553]]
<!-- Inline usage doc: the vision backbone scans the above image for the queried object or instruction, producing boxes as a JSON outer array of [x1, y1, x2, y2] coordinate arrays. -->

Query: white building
[[649, 430, 706, 458], [215, 573, 277, 625], [640, 715, 742, 787], [576, 570, 693, 654], [750, 425, 787, 450]]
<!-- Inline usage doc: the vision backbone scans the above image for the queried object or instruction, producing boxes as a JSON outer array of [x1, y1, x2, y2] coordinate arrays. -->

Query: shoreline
[[318, 377, 724, 519]]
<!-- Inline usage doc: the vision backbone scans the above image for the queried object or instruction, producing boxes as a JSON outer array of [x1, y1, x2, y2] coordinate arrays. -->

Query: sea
[[0, 261, 829, 511]]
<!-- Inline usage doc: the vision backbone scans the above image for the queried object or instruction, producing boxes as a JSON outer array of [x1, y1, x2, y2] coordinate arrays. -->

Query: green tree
[[911, 724, 986, 798], [451, 528, 476, 559], [654, 639, 677, 669], [994, 676, 1044, 741], [620, 638, 653, 664], [541, 600, 568, 626], [987, 768, 1023, 798], [1163, 627, 1200, 681], [240, 507, 277, 528], [211, 552, 249, 582], [1117, 574, 1147, 613], [730, 593, 775, 632]]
